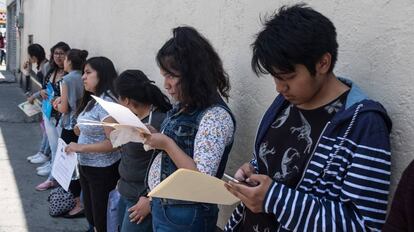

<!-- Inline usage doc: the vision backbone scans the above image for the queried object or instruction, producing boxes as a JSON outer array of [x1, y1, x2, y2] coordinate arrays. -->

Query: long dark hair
[[76, 56, 118, 116], [27, 44, 47, 69], [49, 41, 70, 69], [156, 26, 230, 109], [66, 49, 88, 71], [115, 70, 172, 113]]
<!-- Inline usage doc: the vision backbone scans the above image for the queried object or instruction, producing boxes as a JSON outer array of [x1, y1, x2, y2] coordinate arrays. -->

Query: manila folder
[[148, 169, 240, 205]]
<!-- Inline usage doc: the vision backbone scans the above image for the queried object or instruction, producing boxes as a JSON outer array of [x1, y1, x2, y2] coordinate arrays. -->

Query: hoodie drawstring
[[323, 103, 364, 177]]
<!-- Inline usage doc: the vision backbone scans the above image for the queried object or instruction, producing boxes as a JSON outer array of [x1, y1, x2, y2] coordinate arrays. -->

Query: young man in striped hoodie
[[225, 4, 392, 232]]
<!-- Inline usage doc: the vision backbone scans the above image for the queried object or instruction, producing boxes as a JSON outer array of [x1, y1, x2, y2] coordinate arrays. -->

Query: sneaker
[[35, 179, 57, 191], [37, 164, 52, 176], [30, 153, 50, 164], [36, 161, 51, 171], [27, 152, 43, 161]]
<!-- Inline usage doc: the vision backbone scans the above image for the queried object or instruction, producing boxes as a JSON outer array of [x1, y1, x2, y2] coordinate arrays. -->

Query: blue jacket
[[225, 78, 392, 232]]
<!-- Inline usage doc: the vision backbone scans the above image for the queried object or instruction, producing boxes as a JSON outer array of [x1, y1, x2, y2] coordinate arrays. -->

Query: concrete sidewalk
[[0, 78, 88, 231], [0, 67, 15, 83]]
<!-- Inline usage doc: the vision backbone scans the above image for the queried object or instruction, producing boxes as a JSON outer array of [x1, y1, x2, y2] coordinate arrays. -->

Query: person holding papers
[[224, 5, 392, 232], [49, 49, 88, 218], [33, 42, 70, 179], [24, 44, 51, 166], [54, 49, 88, 144], [143, 26, 236, 232], [114, 69, 171, 232], [65, 57, 121, 232]]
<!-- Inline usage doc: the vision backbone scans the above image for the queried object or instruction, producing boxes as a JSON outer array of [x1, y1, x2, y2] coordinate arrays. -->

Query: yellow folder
[[148, 169, 240, 205]]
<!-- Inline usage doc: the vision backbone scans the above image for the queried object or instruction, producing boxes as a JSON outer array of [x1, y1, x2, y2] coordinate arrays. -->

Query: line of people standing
[[25, 25, 236, 231], [23, 3, 400, 232]]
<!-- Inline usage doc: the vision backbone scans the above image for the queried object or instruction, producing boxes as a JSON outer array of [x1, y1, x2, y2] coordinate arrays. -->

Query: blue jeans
[[151, 198, 218, 232], [39, 131, 50, 155], [118, 195, 153, 232], [47, 148, 56, 180]]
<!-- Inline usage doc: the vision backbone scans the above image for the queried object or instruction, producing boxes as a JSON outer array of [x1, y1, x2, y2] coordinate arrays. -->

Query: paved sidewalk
[[0, 77, 88, 231], [0, 67, 15, 83]]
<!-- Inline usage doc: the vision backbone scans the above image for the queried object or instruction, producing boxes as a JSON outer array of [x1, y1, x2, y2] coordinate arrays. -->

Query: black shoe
[[63, 209, 85, 218]]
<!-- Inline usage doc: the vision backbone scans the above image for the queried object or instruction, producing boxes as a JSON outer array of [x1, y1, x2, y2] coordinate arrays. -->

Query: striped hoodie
[[225, 78, 392, 232]]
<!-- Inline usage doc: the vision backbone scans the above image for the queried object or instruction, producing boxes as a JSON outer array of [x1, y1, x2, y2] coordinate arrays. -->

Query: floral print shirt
[[148, 106, 234, 190]]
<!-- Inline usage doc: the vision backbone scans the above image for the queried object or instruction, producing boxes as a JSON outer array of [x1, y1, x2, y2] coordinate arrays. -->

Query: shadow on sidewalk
[[0, 83, 88, 231]]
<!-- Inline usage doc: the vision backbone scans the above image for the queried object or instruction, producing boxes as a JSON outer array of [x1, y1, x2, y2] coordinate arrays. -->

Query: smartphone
[[223, 173, 241, 183], [223, 173, 258, 187]]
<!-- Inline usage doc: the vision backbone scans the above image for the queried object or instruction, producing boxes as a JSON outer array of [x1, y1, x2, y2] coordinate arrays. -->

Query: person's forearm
[[78, 139, 117, 153], [56, 103, 69, 113], [165, 139, 198, 171], [32, 91, 41, 99]]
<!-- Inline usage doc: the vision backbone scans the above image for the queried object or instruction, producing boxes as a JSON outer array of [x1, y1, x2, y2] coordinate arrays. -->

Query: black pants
[[60, 129, 81, 197], [0, 50, 6, 65], [79, 161, 120, 232]]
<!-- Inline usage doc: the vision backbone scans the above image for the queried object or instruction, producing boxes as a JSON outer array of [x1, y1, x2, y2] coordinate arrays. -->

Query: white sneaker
[[36, 161, 51, 171], [37, 165, 51, 176], [30, 153, 50, 164], [27, 152, 43, 161]]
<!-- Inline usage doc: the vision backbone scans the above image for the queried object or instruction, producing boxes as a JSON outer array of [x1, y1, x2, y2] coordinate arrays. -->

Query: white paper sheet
[[109, 125, 146, 147], [77, 119, 153, 150], [81, 96, 153, 150], [91, 95, 150, 134], [51, 138, 78, 191], [18, 100, 42, 117]]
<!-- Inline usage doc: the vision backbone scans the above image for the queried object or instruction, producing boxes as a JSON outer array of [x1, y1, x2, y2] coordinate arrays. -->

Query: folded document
[[148, 169, 240, 205]]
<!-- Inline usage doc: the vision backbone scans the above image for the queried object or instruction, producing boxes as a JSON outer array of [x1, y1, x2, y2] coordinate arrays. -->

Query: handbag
[[47, 186, 76, 217]]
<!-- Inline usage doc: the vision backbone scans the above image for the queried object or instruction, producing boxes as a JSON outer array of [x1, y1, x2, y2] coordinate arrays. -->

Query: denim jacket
[[159, 97, 236, 205]]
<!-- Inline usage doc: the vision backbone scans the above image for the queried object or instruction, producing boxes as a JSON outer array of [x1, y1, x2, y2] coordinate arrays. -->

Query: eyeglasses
[[54, 52, 65, 56]]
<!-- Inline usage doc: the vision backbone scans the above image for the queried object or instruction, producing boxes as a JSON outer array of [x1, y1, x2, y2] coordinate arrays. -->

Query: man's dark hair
[[252, 4, 338, 78], [27, 43, 47, 69], [156, 26, 230, 109]]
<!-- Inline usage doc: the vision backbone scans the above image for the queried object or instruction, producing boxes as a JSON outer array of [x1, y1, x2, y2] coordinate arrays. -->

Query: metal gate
[[6, 1, 17, 73]]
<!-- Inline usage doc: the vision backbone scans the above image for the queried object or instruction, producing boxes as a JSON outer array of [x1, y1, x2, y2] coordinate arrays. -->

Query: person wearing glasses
[[33, 42, 71, 188]]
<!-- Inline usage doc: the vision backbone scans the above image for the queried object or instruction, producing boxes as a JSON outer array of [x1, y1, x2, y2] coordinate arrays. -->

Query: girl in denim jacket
[[144, 26, 236, 232]]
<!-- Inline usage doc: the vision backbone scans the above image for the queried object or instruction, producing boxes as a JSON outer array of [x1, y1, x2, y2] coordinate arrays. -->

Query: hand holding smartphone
[[223, 173, 258, 187]]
